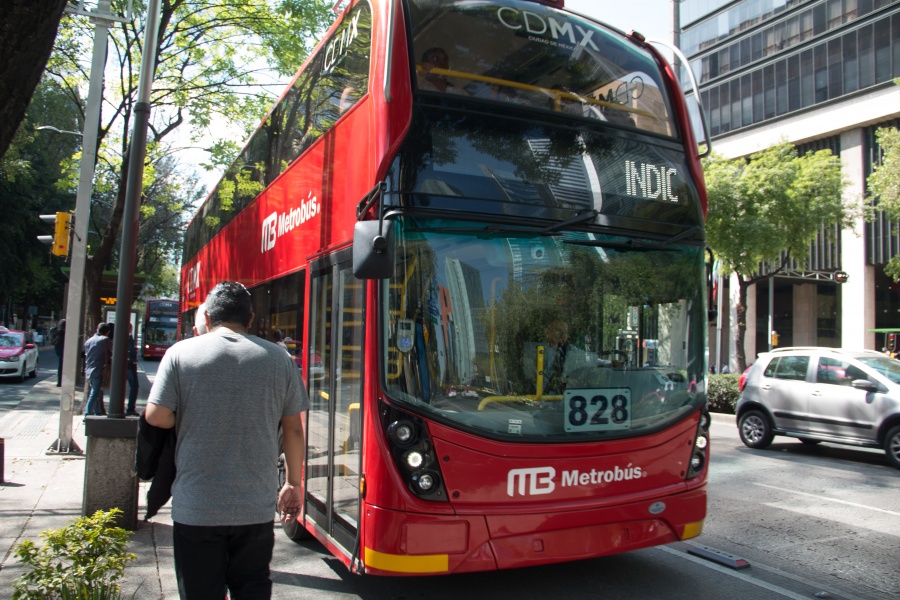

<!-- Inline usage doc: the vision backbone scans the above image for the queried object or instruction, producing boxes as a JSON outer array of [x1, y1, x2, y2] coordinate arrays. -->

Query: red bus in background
[[180, 0, 711, 576], [142, 298, 179, 359]]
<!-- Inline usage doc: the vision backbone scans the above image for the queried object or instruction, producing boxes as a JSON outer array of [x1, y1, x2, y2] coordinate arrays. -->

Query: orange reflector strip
[[364, 547, 449, 573], [681, 520, 704, 540]]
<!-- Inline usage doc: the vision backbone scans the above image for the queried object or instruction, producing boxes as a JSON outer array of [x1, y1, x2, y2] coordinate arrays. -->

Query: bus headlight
[[405, 450, 424, 469], [388, 420, 417, 448], [686, 408, 710, 480], [411, 471, 439, 494], [381, 402, 448, 502]]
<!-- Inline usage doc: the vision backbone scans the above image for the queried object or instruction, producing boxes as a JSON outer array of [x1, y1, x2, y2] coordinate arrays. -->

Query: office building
[[680, 0, 900, 364]]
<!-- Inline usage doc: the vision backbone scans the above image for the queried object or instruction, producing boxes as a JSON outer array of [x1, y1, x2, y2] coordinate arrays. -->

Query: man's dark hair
[[205, 281, 253, 327], [98, 323, 111, 335], [422, 47, 448, 63]]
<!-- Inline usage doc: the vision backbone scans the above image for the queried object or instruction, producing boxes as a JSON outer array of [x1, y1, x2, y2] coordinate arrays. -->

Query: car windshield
[[856, 354, 900, 384], [0, 333, 23, 347], [380, 216, 707, 442]]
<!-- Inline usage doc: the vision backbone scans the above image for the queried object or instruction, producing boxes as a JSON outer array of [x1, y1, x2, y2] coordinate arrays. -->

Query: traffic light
[[889, 333, 897, 353], [38, 212, 72, 257], [771, 331, 780, 347]]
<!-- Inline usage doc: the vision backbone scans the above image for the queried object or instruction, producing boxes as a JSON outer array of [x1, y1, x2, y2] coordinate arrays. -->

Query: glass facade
[[692, 8, 900, 137]]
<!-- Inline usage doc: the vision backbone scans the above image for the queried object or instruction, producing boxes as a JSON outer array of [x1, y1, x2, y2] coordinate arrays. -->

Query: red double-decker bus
[[180, 0, 711, 576], [141, 298, 179, 359]]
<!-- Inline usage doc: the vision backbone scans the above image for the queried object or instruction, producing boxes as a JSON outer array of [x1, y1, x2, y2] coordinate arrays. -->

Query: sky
[[564, 0, 673, 42]]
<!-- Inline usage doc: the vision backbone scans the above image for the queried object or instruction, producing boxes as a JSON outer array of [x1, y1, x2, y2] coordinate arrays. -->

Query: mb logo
[[261, 212, 277, 253], [507, 467, 556, 497]]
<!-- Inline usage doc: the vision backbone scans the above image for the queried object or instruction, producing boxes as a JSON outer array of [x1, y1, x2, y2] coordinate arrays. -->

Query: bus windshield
[[144, 300, 179, 354], [408, 0, 676, 137], [380, 216, 707, 442]]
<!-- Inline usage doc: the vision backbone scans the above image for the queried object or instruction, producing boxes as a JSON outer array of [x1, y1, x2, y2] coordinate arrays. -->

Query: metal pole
[[768, 278, 774, 352], [716, 272, 724, 373], [671, 0, 681, 71], [108, 0, 162, 418], [49, 0, 113, 454]]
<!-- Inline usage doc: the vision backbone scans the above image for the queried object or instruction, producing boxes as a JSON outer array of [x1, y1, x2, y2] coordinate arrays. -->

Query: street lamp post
[[47, 0, 115, 455], [108, 0, 162, 417]]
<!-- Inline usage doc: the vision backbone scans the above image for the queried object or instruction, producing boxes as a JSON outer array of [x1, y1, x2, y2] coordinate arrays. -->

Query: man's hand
[[277, 483, 304, 524]]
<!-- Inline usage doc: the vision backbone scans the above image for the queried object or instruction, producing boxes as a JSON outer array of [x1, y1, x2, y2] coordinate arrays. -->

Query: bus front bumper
[[362, 485, 706, 575]]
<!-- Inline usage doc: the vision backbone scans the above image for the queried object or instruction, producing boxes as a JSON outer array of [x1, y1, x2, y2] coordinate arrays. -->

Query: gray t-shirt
[[148, 327, 308, 526]]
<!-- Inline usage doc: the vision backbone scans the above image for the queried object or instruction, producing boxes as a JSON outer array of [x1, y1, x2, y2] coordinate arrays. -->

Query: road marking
[[754, 483, 900, 516], [745, 558, 873, 600], [659, 545, 812, 600]]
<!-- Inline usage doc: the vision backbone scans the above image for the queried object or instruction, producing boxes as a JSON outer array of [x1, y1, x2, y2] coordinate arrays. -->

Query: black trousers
[[173, 521, 274, 600]]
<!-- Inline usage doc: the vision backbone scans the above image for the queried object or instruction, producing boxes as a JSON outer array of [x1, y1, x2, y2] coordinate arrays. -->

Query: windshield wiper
[[406, 223, 540, 237], [539, 209, 598, 234], [564, 225, 704, 251], [408, 211, 602, 237]]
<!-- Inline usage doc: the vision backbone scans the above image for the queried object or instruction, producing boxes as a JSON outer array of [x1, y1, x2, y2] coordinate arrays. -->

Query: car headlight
[[1, 355, 20, 362]]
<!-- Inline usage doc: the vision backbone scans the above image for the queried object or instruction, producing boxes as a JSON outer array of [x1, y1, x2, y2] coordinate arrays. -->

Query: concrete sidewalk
[[0, 364, 177, 599]]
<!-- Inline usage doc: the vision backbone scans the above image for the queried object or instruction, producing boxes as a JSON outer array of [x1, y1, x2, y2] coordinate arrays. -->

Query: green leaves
[[13, 509, 136, 600], [39, 0, 333, 325], [704, 141, 852, 280], [869, 127, 900, 220]]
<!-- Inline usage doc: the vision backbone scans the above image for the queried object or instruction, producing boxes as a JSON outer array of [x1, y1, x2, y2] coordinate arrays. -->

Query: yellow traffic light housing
[[771, 331, 780, 347], [53, 212, 71, 256], [38, 212, 72, 257]]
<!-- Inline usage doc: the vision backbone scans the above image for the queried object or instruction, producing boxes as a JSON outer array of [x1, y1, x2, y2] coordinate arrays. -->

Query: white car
[[0, 328, 39, 382]]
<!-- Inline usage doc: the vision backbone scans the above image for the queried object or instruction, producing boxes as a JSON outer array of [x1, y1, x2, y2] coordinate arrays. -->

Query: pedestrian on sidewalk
[[126, 322, 139, 417], [53, 319, 66, 387], [145, 282, 308, 599], [83, 322, 110, 417]]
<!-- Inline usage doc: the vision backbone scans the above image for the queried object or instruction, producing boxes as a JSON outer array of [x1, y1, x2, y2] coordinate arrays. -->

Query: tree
[[704, 142, 855, 370], [0, 0, 68, 160], [46, 0, 332, 332], [867, 124, 900, 281], [0, 79, 82, 327]]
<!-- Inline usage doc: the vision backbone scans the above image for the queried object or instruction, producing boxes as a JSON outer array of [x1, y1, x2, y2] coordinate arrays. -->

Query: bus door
[[306, 249, 364, 553]]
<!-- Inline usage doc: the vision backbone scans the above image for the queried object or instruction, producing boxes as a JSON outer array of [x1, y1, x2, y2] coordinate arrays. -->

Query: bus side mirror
[[353, 220, 394, 279]]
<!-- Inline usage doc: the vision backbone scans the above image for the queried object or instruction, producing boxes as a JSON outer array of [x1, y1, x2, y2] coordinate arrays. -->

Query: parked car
[[308, 352, 325, 381], [738, 364, 752, 392], [736, 347, 900, 468], [0, 327, 40, 382]]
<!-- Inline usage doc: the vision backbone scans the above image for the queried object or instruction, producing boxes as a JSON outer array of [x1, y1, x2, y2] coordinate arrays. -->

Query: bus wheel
[[277, 452, 312, 541], [738, 410, 774, 449]]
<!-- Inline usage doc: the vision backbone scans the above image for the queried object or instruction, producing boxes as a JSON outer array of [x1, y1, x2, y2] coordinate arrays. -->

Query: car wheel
[[738, 410, 774, 449], [798, 438, 820, 445], [884, 425, 900, 470], [277, 451, 311, 541]]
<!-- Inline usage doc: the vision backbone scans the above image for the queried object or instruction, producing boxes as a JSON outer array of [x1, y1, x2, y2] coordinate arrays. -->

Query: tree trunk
[[84, 147, 131, 330], [735, 276, 751, 372], [0, 0, 68, 159]]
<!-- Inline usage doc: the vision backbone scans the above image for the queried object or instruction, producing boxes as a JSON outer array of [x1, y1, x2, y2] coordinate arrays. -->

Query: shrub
[[707, 374, 740, 414], [13, 509, 136, 600]]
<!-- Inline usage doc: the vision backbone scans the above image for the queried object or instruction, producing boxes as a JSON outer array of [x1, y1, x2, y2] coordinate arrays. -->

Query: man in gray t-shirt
[[146, 282, 308, 599]]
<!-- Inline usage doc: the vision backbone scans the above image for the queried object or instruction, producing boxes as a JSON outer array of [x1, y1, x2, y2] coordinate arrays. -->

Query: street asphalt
[[0, 352, 178, 599]]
